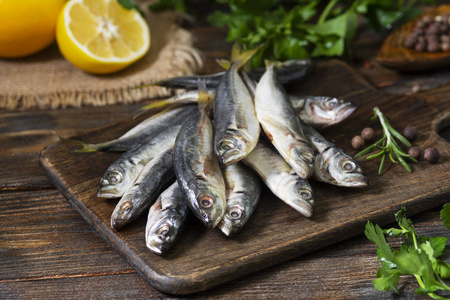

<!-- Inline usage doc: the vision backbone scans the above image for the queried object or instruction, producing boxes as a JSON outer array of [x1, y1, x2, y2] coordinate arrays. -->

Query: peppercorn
[[403, 126, 418, 141], [361, 127, 375, 141], [424, 147, 440, 163], [408, 146, 421, 160], [351, 135, 365, 150]]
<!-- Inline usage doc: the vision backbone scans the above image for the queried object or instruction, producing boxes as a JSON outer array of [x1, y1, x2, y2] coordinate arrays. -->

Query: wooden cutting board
[[39, 60, 450, 295]]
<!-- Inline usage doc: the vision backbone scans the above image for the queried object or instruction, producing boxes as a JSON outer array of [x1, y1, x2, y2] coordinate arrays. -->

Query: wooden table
[[1, 23, 449, 299]]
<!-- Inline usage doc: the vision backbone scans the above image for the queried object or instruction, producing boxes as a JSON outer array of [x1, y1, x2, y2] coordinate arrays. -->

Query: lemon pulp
[[57, 0, 150, 74]]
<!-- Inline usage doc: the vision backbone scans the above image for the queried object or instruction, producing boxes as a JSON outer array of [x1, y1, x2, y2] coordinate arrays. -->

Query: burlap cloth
[[0, 3, 203, 110]]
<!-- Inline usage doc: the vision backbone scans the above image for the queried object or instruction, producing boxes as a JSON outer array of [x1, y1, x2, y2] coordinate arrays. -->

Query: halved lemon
[[56, 0, 150, 74]]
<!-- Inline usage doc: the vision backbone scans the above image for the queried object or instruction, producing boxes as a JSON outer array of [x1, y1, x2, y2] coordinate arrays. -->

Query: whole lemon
[[0, 0, 66, 58]]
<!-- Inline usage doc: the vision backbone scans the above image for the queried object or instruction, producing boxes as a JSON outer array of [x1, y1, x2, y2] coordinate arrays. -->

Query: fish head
[[97, 164, 140, 198], [215, 132, 250, 165], [193, 189, 226, 228], [281, 172, 314, 217], [305, 97, 357, 128], [288, 141, 315, 179], [146, 210, 178, 255], [218, 195, 249, 236], [317, 148, 368, 188], [110, 196, 134, 229]]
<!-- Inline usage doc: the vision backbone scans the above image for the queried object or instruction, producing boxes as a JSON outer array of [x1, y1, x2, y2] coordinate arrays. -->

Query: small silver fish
[[218, 163, 261, 236], [145, 182, 189, 255], [214, 60, 260, 165], [290, 95, 356, 128], [254, 63, 315, 179], [97, 128, 177, 198], [139, 90, 216, 113], [173, 88, 226, 228], [110, 148, 175, 229], [61, 105, 197, 152], [243, 142, 314, 218], [300, 120, 368, 188]]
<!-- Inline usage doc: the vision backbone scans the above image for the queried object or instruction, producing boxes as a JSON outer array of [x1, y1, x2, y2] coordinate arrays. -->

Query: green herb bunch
[[365, 204, 450, 299], [149, 0, 436, 67], [354, 106, 417, 175]]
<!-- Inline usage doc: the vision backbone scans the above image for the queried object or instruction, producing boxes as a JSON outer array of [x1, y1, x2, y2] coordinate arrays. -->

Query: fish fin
[[231, 43, 264, 70], [197, 79, 213, 116], [139, 100, 175, 113], [264, 60, 283, 69], [58, 135, 99, 153], [216, 58, 230, 70]]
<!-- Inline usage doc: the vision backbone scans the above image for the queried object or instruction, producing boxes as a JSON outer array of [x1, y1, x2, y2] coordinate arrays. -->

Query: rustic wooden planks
[[39, 60, 450, 295]]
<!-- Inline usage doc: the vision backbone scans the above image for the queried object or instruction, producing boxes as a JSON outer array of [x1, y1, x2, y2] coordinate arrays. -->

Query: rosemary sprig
[[354, 107, 418, 175]]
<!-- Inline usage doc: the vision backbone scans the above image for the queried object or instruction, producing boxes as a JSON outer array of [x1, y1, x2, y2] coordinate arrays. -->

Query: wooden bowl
[[377, 5, 450, 72]]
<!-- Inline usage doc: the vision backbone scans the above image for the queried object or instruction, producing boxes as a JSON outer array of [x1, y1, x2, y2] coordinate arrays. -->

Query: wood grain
[[377, 5, 450, 71], [39, 60, 450, 295]]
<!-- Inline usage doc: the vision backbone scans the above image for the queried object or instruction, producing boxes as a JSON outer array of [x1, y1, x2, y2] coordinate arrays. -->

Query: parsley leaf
[[441, 203, 450, 229], [365, 206, 450, 298]]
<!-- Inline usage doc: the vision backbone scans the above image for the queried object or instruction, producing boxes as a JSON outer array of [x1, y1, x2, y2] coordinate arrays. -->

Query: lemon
[[56, 0, 150, 74], [0, 0, 65, 58]]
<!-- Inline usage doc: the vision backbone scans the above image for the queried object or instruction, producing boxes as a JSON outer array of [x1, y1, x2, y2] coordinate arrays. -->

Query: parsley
[[365, 206, 450, 299], [354, 107, 417, 175], [441, 203, 450, 229], [148, 0, 436, 67]]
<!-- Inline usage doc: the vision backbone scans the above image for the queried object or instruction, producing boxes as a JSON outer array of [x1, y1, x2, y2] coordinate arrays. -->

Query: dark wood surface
[[1, 20, 450, 300], [39, 60, 450, 295]]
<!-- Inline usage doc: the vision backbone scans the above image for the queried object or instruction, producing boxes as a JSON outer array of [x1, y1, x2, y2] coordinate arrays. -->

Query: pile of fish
[[64, 52, 368, 255]]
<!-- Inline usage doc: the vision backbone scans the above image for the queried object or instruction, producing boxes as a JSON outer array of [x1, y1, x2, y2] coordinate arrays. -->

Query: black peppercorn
[[424, 147, 440, 163]]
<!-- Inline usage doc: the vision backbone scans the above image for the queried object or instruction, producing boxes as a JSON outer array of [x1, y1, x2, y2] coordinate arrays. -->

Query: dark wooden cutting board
[[39, 60, 450, 295]]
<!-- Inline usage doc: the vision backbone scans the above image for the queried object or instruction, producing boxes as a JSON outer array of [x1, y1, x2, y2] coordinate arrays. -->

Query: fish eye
[[108, 171, 122, 184], [121, 201, 132, 212], [157, 224, 170, 237], [325, 99, 338, 109], [297, 189, 312, 200], [198, 194, 214, 209], [220, 140, 235, 150], [228, 206, 244, 220], [341, 160, 356, 172]]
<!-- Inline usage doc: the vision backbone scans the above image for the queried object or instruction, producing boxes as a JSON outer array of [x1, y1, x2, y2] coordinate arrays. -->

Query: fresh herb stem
[[355, 107, 417, 175], [317, 0, 338, 25]]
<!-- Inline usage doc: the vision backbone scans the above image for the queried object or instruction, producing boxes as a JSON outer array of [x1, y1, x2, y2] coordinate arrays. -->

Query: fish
[[213, 47, 261, 165], [60, 105, 197, 152], [254, 62, 315, 179], [173, 84, 226, 228], [243, 141, 314, 217], [110, 148, 175, 229], [139, 89, 216, 113], [300, 119, 368, 188], [250, 58, 315, 86], [290, 95, 357, 128], [146, 72, 225, 90], [218, 162, 261, 236], [145, 181, 189, 255], [145, 59, 315, 90], [97, 128, 178, 198]]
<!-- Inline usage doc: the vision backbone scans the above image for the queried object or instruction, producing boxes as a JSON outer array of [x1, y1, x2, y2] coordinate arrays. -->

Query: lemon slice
[[56, 0, 150, 74]]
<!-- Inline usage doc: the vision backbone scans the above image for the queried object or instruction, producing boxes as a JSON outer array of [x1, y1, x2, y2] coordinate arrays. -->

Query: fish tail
[[264, 60, 282, 69], [215, 58, 230, 70], [231, 43, 264, 70], [58, 135, 99, 153], [197, 79, 213, 116], [139, 99, 176, 113]]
